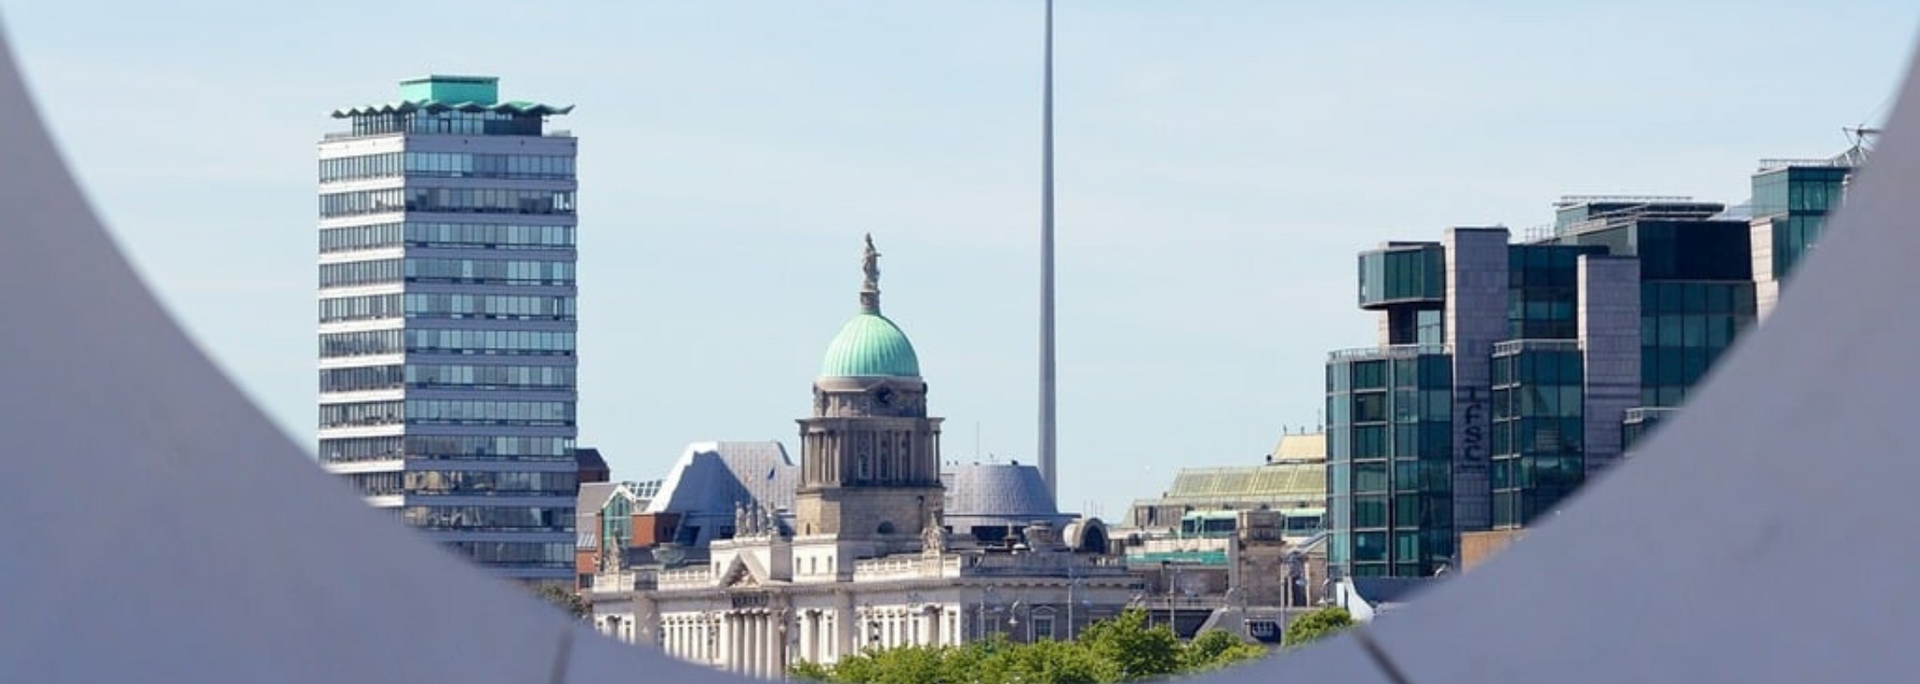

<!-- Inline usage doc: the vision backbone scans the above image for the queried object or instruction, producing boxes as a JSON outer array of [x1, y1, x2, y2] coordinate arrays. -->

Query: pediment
[[719, 553, 769, 589]]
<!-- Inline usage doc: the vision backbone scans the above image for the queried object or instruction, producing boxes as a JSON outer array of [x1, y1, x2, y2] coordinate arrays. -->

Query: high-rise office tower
[[317, 75, 580, 583]]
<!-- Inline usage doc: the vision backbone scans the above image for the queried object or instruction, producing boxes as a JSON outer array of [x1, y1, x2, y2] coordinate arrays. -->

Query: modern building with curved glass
[[316, 75, 580, 583]]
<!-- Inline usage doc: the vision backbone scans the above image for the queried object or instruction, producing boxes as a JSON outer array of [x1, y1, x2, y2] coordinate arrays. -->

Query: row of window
[[407, 399, 574, 425], [1490, 351, 1584, 387], [406, 293, 576, 320], [1326, 356, 1452, 393], [1489, 454, 1584, 492], [323, 293, 579, 323], [345, 111, 546, 138], [319, 152, 576, 183], [1491, 385, 1585, 420], [321, 363, 576, 392], [320, 435, 575, 462], [318, 187, 577, 218], [1642, 281, 1758, 316], [320, 294, 404, 322], [319, 259, 404, 287], [1328, 460, 1452, 499], [1642, 313, 1750, 350], [407, 470, 579, 496], [345, 470, 580, 498], [407, 257, 575, 284], [319, 257, 576, 288], [319, 329, 577, 358], [1340, 389, 1452, 426], [1324, 421, 1453, 462], [318, 221, 576, 253], [1340, 493, 1453, 530], [407, 329, 576, 355], [442, 541, 575, 568], [320, 400, 404, 428], [320, 399, 574, 428], [1489, 417, 1584, 457], [1334, 529, 1454, 570], [406, 363, 576, 389], [319, 365, 406, 392], [404, 505, 573, 531]]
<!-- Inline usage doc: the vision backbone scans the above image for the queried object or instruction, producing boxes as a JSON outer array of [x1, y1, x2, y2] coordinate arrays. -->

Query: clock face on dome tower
[[872, 386, 895, 407]]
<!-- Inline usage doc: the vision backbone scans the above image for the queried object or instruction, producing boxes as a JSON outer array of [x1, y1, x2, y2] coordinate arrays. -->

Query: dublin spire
[[1038, 0, 1058, 502]]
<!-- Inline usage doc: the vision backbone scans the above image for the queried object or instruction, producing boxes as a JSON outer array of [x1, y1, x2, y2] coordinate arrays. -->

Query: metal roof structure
[[941, 462, 1071, 531]]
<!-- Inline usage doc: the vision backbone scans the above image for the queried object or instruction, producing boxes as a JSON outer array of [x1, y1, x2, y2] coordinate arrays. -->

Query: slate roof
[[644, 442, 797, 548]]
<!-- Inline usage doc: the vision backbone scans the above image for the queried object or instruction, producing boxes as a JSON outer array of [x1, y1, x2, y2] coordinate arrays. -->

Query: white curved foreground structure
[[2, 13, 1918, 684]]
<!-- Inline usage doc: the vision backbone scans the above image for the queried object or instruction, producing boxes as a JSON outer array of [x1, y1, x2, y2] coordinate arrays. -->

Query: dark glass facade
[[1489, 343, 1585, 529], [1507, 245, 1603, 340], [1358, 244, 1446, 308], [1326, 350, 1454, 578], [1754, 165, 1851, 281]]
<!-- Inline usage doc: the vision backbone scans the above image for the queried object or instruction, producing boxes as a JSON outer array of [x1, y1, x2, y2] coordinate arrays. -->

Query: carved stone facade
[[793, 375, 943, 543], [586, 237, 1139, 678]]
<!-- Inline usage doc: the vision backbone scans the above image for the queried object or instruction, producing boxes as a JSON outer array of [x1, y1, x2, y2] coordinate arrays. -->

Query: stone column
[[728, 613, 742, 673], [751, 613, 765, 678]]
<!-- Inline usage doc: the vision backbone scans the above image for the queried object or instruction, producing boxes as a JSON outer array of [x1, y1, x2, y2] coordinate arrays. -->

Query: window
[[1034, 615, 1055, 641]]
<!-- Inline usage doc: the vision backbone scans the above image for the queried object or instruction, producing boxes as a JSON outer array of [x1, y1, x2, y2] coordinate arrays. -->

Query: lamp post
[[1165, 563, 1182, 632], [1007, 600, 1024, 642], [1065, 571, 1084, 641], [977, 585, 999, 642]]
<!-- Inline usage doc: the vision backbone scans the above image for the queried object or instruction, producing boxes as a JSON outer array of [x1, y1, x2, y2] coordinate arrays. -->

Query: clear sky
[[3, 1, 1913, 519]]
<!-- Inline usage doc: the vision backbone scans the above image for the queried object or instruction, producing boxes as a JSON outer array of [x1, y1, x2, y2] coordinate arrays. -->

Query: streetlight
[[1007, 600, 1023, 642], [977, 586, 999, 642], [1065, 570, 1085, 641]]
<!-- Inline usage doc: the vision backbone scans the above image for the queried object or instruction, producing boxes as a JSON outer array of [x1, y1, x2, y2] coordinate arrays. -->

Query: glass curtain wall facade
[[1326, 351, 1454, 578], [317, 76, 580, 582], [1489, 342, 1584, 528], [1753, 165, 1850, 282]]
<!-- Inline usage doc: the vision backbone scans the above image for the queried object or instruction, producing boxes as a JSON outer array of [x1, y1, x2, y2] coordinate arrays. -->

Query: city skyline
[[4, 0, 1915, 517]]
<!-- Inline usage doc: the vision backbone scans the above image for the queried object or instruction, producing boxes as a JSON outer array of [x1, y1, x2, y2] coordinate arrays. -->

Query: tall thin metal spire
[[1038, 0, 1059, 503]]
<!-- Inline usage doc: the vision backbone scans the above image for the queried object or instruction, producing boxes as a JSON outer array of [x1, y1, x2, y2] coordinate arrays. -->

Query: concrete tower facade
[[317, 75, 580, 582]]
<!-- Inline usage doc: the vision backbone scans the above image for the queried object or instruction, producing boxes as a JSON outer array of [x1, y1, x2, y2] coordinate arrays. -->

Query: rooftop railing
[[1326, 344, 1451, 363], [1493, 339, 1583, 355]]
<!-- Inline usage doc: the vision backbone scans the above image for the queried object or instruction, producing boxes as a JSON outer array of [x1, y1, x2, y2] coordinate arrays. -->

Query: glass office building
[[1327, 199, 1762, 575], [317, 76, 580, 582], [1325, 347, 1455, 578], [1750, 154, 1861, 319]]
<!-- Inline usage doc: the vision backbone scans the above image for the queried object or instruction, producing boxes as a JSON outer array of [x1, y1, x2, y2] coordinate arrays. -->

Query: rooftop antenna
[[1037, 0, 1060, 504]]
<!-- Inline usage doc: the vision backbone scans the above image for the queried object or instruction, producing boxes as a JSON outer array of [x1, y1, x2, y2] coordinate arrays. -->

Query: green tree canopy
[[531, 582, 588, 620], [1281, 606, 1355, 648], [1077, 608, 1181, 682], [788, 607, 1266, 684], [1181, 629, 1267, 672]]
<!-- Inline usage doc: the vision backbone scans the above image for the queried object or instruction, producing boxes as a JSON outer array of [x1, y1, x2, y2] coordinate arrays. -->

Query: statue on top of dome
[[862, 234, 881, 290], [860, 234, 882, 312]]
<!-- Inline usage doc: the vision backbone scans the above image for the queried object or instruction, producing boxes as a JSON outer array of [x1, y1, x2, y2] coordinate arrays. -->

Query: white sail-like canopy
[[3, 12, 1919, 683]]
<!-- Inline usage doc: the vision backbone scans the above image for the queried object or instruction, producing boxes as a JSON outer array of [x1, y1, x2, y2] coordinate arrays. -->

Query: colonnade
[[659, 610, 787, 679]]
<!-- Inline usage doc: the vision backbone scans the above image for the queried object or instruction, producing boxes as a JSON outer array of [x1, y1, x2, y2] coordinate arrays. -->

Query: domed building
[[587, 237, 1142, 678]]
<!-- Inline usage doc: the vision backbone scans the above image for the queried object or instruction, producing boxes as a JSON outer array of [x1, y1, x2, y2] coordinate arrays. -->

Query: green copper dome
[[820, 312, 921, 378]]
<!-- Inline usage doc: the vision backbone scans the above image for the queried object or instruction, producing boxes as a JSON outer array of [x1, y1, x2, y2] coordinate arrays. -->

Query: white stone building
[[587, 238, 1143, 678]]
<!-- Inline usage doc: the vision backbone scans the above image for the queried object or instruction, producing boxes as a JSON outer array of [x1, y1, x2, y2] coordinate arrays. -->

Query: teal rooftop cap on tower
[[819, 235, 921, 378], [399, 75, 499, 104]]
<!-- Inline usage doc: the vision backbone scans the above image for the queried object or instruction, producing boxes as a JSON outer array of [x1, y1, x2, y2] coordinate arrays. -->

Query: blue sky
[[3, 1, 1913, 518]]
